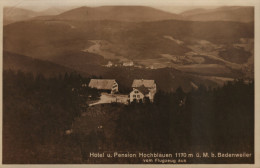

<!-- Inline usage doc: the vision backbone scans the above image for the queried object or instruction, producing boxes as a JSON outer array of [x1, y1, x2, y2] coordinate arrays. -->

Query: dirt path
[[89, 93, 128, 106]]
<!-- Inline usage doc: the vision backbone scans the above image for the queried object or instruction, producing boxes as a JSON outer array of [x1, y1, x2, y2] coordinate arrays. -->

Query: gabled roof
[[89, 79, 117, 90], [135, 85, 150, 95], [132, 79, 155, 88]]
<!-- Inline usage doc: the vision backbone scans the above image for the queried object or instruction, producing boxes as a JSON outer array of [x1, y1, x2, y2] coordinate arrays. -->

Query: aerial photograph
[[2, 1, 255, 164]]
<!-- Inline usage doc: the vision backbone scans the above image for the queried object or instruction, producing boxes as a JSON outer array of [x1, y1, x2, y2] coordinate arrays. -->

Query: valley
[[3, 5, 255, 91]]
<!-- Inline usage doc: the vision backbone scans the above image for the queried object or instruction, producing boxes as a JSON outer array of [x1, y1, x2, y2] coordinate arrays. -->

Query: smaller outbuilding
[[88, 79, 118, 94]]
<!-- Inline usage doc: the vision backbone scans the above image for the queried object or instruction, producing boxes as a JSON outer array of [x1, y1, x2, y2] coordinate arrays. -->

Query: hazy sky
[[2, 0, 252, 13]]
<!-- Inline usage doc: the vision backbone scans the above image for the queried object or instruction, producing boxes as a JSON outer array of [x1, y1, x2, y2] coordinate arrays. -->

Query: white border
[[0, 0, 259, 168]]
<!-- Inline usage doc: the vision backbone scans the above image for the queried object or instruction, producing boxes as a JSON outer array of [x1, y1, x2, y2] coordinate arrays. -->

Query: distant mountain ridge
[[4, 6, 254, 24], [3, 7, 68, 25], [180, 8, 208, 16], [3, 7, 39, 25], [38, 6, 183, 22]]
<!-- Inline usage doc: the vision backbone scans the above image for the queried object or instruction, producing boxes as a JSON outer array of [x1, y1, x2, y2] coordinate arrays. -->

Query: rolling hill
[[3, 19, 253, 59], [3, 51, 88, 77], [3, 5, 254, 89], [3, 19, 253, 67], [181, 6, 254, 22]]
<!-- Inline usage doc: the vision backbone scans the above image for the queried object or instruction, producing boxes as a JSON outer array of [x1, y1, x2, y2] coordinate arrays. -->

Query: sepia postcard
[[0, 0, 259, 167]]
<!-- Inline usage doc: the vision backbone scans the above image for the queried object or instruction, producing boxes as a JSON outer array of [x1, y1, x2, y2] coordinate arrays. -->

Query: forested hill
[[3, 70, 254, 163], [3, 51, 89, 77]]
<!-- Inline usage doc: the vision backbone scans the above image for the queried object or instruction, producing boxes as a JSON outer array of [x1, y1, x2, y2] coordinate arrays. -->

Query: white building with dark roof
[[129, 79, 156, 103], [88, 79, 118, 94]]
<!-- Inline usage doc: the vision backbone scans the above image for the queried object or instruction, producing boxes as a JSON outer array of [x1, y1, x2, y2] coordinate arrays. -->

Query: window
[[137, 95, 140, 98], [134, 90, 138, 93], [133, 95, 136, 98]]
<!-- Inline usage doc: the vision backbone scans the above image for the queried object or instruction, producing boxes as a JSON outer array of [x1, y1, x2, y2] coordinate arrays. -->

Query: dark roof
[[132, 79, 155, 88], [136, 85, 150, 95], [88, 79, 117, 90]]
